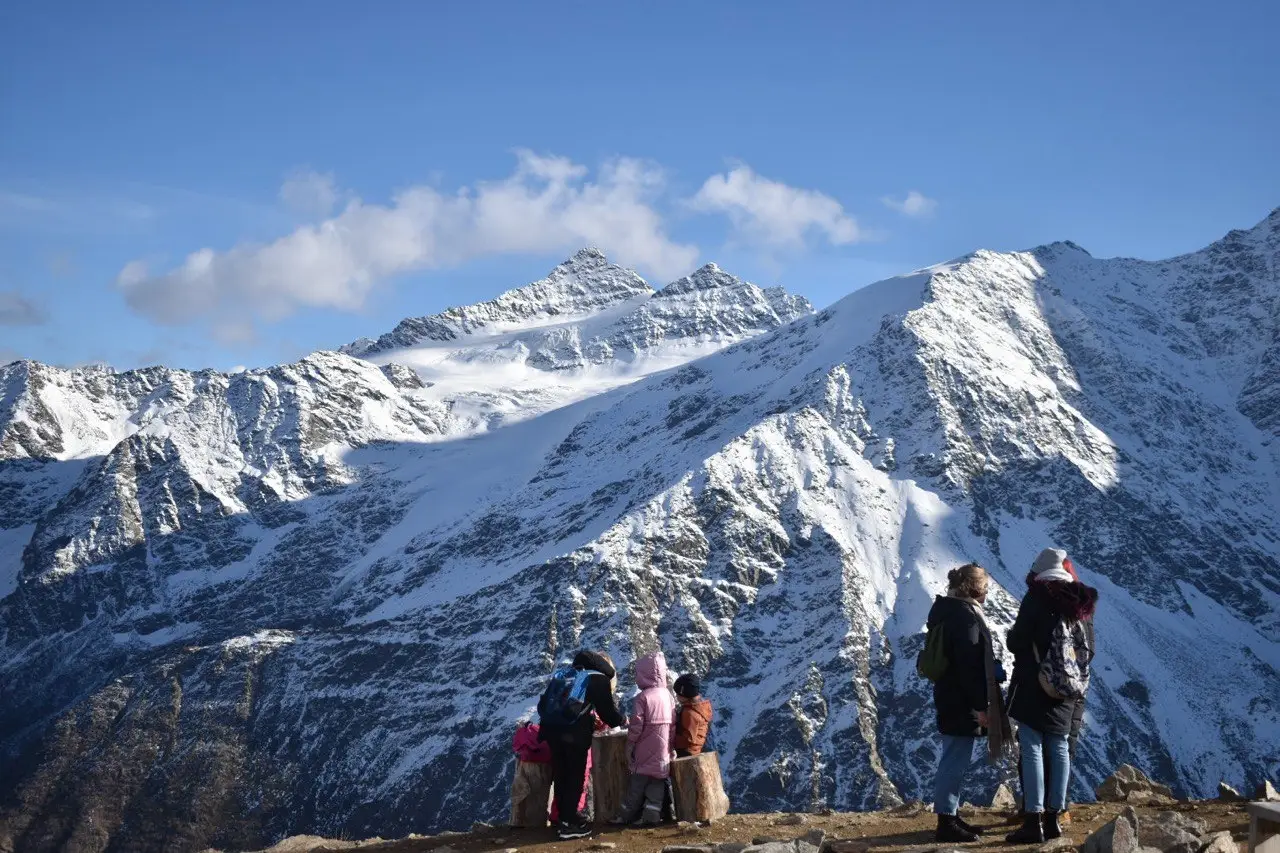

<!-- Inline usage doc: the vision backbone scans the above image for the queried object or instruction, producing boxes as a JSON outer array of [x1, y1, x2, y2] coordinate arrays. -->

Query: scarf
[[952, 594, 1014, 763]]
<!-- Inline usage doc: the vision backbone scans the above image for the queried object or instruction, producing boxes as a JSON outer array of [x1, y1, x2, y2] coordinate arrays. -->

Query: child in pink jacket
[[611, 650, 676, 826]]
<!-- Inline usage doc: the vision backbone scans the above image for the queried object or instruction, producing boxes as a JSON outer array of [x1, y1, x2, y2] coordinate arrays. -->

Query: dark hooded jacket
[[539, 650, 626, 748], [927, 595, 991, 737], [1007, 574, 1098, 736]]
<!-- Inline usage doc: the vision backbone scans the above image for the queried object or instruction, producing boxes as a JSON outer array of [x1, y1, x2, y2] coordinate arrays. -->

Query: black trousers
[[550, 738, 591, 824]]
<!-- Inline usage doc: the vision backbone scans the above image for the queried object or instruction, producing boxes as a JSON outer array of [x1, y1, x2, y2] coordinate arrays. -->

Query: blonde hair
[[948, 563, 989, 599]]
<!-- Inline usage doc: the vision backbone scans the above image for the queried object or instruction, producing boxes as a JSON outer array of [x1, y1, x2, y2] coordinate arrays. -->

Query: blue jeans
[[1019, 725, 1070, 812], [933, 735, 977, 815]]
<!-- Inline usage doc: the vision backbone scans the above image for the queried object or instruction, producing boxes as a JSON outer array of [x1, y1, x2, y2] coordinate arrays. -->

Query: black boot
[[1005, 812, 1044, 845], [936, 814, 980, 844], [1043, 810, 1062, 841], [956, 814, 985, 836]]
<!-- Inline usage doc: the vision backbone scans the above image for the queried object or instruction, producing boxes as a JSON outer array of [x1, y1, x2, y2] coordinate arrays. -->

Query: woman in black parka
[[927, 563, 1008, 843], [1005, 549, 1098, 844]]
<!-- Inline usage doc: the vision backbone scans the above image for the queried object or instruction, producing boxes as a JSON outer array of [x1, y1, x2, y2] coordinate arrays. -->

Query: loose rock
[[824, 843, 871, 853], [586, 844, 617, 852], [803, 829, 828, 849], [1082, 806, 1140, 853], [1039, 839, 1077, 853], [661, 847, 712, 853], [1259, 780, 1280, 801], [993, 782, 1020, 810], [1199, 832, 1239, 853], [775, 814, 808, 826], [717, 844, 750, 853], [1216, 783, 1243, 802]]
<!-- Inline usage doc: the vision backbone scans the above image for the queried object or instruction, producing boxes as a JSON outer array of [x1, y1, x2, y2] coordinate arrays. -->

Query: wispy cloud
[[117, 150, 699, 333], [0, 292, 48, 326], [689, 164, 864, 248], [0, 190, 155, 234], [280, 169, 339, 218], [882, 190, 938, 218]]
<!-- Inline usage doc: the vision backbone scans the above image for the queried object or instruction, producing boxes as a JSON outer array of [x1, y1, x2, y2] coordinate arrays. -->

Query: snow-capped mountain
[[2, 217, 1279, 852]]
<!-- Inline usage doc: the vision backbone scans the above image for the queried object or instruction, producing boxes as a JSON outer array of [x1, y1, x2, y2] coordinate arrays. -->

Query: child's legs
[[615, 773, 650, 822], [639, 775, 666, 823]]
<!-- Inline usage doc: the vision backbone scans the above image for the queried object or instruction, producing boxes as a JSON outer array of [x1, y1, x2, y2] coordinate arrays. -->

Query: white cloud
[[0, 291, 47, 326], [882, 190, 938, 218], [280, 169, 338, 218], [689, 164, 863, 247], [118, 150, 699, 331]]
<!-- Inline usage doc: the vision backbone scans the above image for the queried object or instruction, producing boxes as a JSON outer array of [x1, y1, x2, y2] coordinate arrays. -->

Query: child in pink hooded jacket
[[611, 650, 676, 826]]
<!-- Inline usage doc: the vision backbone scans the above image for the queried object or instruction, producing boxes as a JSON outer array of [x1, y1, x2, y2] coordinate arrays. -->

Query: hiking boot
[[1043, 810, 1063, 841], [956, 815, 985, 835], [936, 814, 980, 844], [1005, 813, 1045, 845], [557, 821, 592, 840]]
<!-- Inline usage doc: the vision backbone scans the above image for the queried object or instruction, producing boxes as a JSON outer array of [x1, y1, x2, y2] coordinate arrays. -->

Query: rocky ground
[[209, 800, 1255, 853]]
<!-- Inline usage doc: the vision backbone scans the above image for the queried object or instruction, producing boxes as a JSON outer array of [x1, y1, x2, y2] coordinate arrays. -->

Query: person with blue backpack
[[537, 650, 625, 840], [1004, 549, 1098, 845]]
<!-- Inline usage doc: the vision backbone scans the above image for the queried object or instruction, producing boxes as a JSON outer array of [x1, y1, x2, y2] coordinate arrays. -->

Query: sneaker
[[557, 822, 592, 840], [936, 814, 979, 844]]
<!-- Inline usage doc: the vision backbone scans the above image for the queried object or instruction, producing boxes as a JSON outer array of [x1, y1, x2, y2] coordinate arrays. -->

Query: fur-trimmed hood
[[1025, 571, 1098, 621]]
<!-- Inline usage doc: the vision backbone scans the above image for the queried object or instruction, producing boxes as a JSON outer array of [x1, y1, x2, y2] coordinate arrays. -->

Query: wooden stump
[[590, 731, 630, 823], [510, 759, 553, 827], [670, 752, 730, 822]]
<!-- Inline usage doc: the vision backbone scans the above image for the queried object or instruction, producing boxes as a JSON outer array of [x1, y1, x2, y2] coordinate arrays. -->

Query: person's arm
[[588, 673, 625, 729]]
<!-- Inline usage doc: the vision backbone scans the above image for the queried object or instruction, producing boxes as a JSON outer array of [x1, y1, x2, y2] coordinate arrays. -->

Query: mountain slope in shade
[[1, 215, 1279, 852]]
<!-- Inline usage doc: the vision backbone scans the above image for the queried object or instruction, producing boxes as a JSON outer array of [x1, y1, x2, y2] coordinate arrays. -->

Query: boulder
[[1096, 765, 1175, 804], [661, 847, 712, 853], [803, 830, 828, 849], [717, 844, 750, 853], [1199, 832, 1239, 853], [1258, 780, 1280, 802], [1216, 783, 1244, 802], [1141, 811, 1207, 853], [1082, 806, 1140, 853], [992, 783, 1019, 810]]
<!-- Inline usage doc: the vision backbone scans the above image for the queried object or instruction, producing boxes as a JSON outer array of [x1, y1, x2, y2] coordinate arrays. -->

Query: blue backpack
[[538, 665, 600, 726]]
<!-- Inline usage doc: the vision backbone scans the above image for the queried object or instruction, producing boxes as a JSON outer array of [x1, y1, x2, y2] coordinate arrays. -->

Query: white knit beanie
[[1031, 548, 1074, 582]]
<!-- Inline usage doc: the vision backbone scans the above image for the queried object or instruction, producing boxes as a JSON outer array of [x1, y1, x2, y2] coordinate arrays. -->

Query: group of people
[[524, 649, 714, 839], [926, 548, 1098, 845], [515, 546, 1096, 844]]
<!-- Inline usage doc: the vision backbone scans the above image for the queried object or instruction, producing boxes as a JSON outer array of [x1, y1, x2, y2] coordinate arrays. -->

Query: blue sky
[[2, 0, 1277, 371]]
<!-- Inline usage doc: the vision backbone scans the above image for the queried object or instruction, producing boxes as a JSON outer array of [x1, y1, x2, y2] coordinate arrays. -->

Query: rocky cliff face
[[1, 223, 1278, 852]]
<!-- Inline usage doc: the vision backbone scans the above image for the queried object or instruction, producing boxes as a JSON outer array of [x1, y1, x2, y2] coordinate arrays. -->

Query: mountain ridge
[[1, 213, 1278, 852]]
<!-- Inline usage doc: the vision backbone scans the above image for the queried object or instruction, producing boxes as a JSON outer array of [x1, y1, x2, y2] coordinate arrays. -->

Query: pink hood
[[627, 651, 676, 779]]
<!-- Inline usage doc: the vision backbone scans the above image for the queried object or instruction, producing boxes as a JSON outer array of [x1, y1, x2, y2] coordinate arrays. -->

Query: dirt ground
[[231, 800, 1255, 853]]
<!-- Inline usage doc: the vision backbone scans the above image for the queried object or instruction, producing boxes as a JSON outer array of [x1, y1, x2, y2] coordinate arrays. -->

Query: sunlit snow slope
[[1, 216, 1278, 852]]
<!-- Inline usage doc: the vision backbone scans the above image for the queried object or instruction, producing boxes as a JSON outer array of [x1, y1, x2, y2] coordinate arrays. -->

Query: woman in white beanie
[[1004, 549, 1098, 844]]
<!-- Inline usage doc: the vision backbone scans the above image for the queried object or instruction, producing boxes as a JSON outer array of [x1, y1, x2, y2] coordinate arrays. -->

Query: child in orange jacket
[[672, 674, 713, 757]]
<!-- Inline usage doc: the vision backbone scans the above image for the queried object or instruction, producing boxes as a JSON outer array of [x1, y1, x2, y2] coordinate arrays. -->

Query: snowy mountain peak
[[340, 250, 653, 357]]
